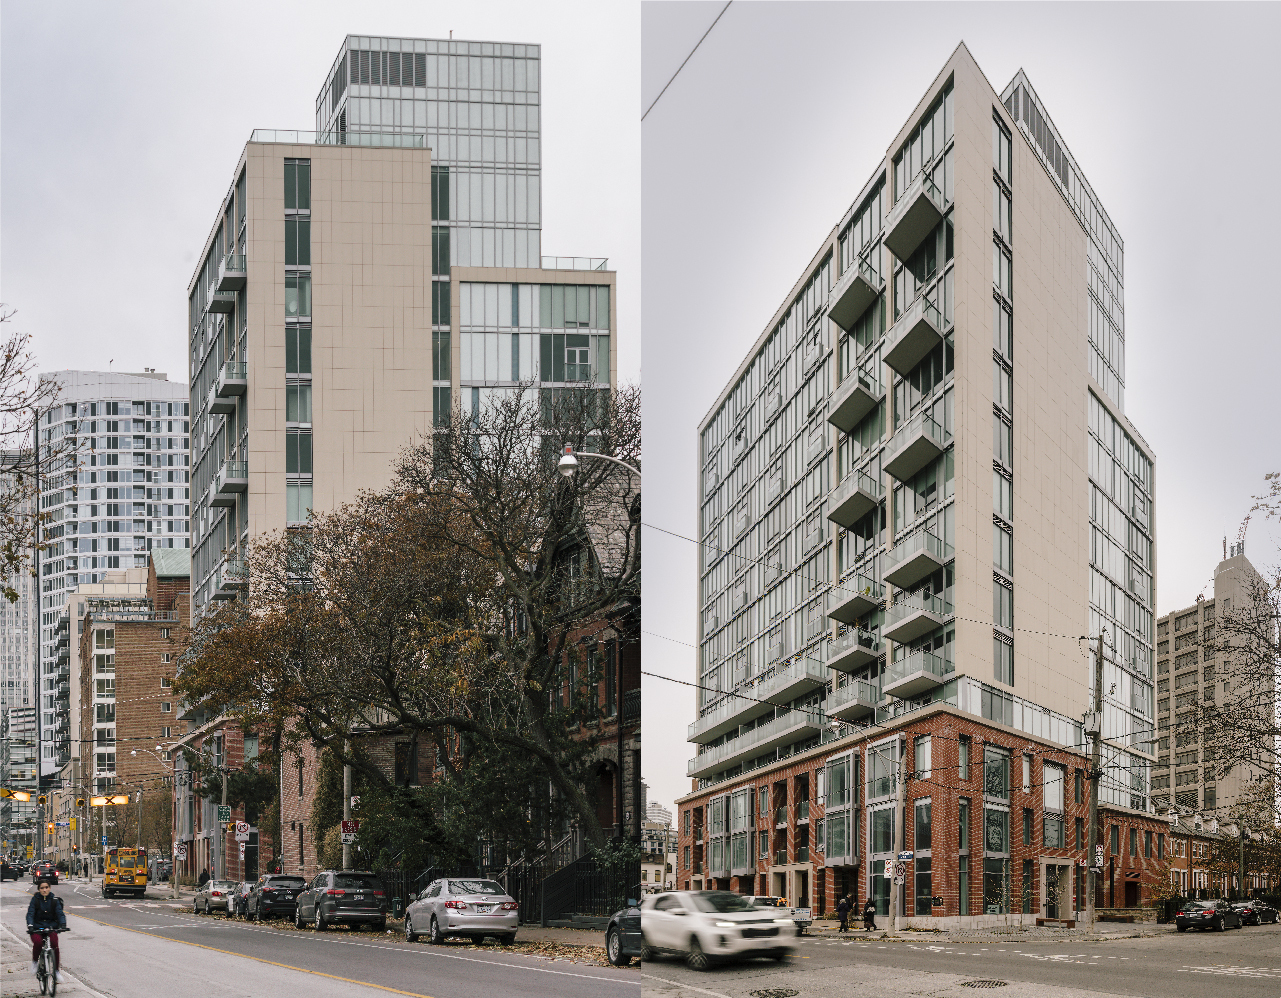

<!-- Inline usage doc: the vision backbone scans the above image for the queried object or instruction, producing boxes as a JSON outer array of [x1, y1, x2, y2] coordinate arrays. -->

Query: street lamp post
[[556, 444, 641, 481]]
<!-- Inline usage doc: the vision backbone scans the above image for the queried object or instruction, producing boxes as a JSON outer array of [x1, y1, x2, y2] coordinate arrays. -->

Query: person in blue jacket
[[26, 879, 68, 982]]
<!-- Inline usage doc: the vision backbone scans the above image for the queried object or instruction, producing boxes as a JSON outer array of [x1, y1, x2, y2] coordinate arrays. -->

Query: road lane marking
[[640, 971, 733, 998]]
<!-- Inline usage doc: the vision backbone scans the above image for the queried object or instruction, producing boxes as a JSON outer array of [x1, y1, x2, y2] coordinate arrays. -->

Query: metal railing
[[886, 529, 953, 573], [541, 256, 610, 271], [775, 806, 788, 826], [829, 677, 880, 712], [688, 659, 825, 741], [886, 589, 953, 628], [687, 708, 825, 776], [827, 626, 882, 660], [835, 467, 884, 503], [222, 254, 246, 274], [251, 129, 427, 148], [885, 647, 947, 687], [221, 361, 247, 382]]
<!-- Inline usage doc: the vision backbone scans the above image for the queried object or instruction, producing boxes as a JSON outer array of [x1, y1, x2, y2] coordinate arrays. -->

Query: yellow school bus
[[102, 847, 148, 898]]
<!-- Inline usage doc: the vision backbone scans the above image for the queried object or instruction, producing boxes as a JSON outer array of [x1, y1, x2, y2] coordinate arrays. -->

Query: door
[[1124, 881, 1139, 909], [648, 894, 684, 947], [1046, 866, 1061, 919]]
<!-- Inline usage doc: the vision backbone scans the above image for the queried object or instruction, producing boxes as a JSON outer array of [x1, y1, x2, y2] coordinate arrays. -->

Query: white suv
[[641, 890, 797, 970]]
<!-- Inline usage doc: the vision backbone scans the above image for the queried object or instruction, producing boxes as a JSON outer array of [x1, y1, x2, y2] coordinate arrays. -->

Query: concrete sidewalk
[[807, 916, 1171, 942]]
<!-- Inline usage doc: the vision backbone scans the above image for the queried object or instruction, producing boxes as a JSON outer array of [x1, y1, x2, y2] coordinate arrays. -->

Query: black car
[[605, 898, 643, 967], [1176, 900, 1242, 931], [294, 870, 388, 931], [31, 861, 58, 885], [1232, 900, 1278, 925], [246, 874, 308, 921]]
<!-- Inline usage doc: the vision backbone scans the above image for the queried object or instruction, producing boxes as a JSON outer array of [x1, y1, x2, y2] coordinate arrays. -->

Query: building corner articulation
[[681, 46, 1156, 923]]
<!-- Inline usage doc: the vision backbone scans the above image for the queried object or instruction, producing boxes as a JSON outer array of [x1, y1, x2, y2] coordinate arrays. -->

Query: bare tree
[[0, 310, 72, 601]]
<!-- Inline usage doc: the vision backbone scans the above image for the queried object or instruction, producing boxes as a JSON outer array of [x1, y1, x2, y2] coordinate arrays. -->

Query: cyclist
[[26, 879, 68, 982]]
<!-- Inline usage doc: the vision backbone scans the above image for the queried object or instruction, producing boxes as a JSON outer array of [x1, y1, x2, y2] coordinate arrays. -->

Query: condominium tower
[[1152, 542, 1271, 816], [687, 41, 1155, 851], [187, 34, 615, 615], [36, 370, 190, 776]]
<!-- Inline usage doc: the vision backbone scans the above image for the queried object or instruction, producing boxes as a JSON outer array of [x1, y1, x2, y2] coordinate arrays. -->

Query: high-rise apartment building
[[187, 34, 615, 617], [1152, 542, 1271, 816], [684, 43, 1156, 887], [36, 371, 190, 777]]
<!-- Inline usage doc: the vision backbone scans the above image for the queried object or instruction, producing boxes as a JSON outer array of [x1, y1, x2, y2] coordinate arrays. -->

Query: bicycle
[[31, 925, 67, 996]]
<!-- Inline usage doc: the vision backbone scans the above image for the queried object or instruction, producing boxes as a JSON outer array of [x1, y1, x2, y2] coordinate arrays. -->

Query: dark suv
[[295, 870, 388, 932], [247, 874, 308, 921]]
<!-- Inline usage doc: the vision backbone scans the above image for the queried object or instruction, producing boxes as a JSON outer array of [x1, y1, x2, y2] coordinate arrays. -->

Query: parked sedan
[[404, 878, 518, 945], [605, 898, 643, 966], [194, 880, 239, 914], [642, 890, 797, 970], [1175, 900, 1242, 931], [295, 870, 388, 931], [1232, 900, 1279, 925], [247, 874, 307, 921]]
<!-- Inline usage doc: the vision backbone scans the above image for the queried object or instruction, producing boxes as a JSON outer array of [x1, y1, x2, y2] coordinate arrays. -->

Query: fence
[[539, 853, 640, 926]]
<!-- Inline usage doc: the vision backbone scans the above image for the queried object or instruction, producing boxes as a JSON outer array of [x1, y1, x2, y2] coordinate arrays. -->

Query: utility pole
[[342, 739, 351, 871], [220, 763, 228, 881], [1239, 825, 1248, 899], [892, 736, 907, 932], [1085, 632, 1104, 929]]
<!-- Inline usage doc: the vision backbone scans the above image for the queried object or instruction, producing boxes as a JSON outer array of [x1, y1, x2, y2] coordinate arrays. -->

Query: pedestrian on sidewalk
[[837, 895, 851, 932], [862, 897, 877, 931], [198, 868, 210, 887]]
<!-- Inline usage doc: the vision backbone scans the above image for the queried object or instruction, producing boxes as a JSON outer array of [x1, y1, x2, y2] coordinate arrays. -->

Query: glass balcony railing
[[825, 626, 882, 672], [827, 574, 882, 624], [884, 529, 953, 589], [796, 800, 810, 822], [828, 255, 883, 331], [216, 361, 247, 398], [884, 589, 953, 644], [687, 659, 828, 743], [883, 410, 950, 483], [541, 256, 610, 271], [774, 849, 788, 866], [775, 806, 788, 826], [828, 677, 880, 720], [828, 370, 884, 434], [217, 254, 246, 292], [686, 708, 824, 778], [251, 129, 427, 148], [882, 647, 948, 700], [796, 845, 810, 863], [828, 467, 883, 529]]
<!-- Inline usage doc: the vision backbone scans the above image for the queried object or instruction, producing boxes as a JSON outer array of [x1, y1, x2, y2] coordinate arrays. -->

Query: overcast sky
[[1, 0, 639, 385], [641, 2, 1281, 825]]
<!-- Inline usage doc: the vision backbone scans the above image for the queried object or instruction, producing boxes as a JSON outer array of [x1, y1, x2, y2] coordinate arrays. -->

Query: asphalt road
[[0, 880, 640, 998], [640, 922, 1281, 998]]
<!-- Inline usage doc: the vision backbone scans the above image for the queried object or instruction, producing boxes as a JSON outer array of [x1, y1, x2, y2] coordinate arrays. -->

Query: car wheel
[[772, 949, 790, 962], [606, 927, 631, 966], [686, 935, 710, 972], [1177, 925, 1187, 932], [640, 943, 657, 962], [501, 934, 516, 946], [375, 921, 387, 932], [470, 934, 485, 945], [295, 908, 304, 930], [315, 908, 327, 931], [405, 915, 418, 942], [429, 915, 443, 945]]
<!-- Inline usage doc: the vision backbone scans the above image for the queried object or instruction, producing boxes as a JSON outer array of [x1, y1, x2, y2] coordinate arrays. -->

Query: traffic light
[[76, 798, 85, 808], [37, 794, 47, 806], [46, 822, 54, 835]]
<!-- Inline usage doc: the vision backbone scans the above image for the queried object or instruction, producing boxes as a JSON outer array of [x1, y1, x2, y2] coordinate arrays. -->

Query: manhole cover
[[750, 991, 801, 998], [961, 983, 1009, 990]]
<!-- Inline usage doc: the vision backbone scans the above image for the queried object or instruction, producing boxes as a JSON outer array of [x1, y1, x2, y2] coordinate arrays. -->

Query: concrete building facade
[[684, 45, 1156, 923], [36, 370, 190, 778], [1152, 543, 1272, 816]]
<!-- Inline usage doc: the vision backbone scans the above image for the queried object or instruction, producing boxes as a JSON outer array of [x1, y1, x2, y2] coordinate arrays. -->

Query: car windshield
[[1187, 902, 1214, 910], [214, 881, 238, 891], [334, 875, 382, 891], [690, 891, 757, 913], [267, 877, 305, 887], [451, 880, 505, 896]]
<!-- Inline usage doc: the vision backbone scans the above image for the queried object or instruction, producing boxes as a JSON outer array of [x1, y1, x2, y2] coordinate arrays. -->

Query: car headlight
[[774, 918, 794, 925], [714, 921, 737, 928]]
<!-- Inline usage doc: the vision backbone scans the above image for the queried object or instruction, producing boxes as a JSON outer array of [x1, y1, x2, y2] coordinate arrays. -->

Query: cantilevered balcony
[[686, 708, 824, 779], [826, 574, 883, 625], [216, 361, 247, 397], [828, 257, 884, 331], [208, 382, 235, 416], [884, 172, 945, 262], [207, 289, 237, 314], [217, 254, 246, 292], [828, 372, 884, 435], [829, 677, 880, 721], [883, 411, 950, 483], [882, 647, 947, 700], [884, 296, 946, 377], [211, 558, 247, 601], [883, 590, 952, 644], [687, 659, 828, 744], [211, 460, 247, 507], [827, 468, 883, 529], [825, 626, 882, 673], [884, 530, 953, 589]]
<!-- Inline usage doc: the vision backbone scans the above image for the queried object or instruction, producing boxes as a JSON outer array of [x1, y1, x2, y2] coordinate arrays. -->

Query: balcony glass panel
[[828, 371, 884, 435], [827, 468, 883, 529], [883, 647, 948, 700], [885, 172, 945, 261], [884, 296, 946, 377], [883, 589, 952, 644], [883, 410, 950, 483], [827, 574, 882, 624], [825, 626, 882, 673], [828, 256, 884, 331], [884, 530, 953, 589]]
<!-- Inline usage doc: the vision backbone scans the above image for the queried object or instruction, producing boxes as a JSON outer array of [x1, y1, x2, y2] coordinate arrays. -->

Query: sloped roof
[[152, 547, 191, 579]]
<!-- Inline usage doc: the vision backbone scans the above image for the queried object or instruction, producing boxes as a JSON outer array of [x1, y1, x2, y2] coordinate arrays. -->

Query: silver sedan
[[404, 878, 519, 945]]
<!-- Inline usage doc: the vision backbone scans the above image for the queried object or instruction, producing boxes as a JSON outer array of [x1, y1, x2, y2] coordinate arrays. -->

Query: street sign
[[892, 861, 906, 882], [350, 796, 360, 811], [1094, 844, 1104, 867], [177, 844, 188, 861], [217, 805, 232, 824], [235, 831, 250, 843], [101, 835, 108, 847], [235, 821, 250, 836], [340, 832, 356, 845], [340, 820, 360, 835], [55, 821, 69, 828], [238, 842, 246, 860], [897, 851, 914, 860]]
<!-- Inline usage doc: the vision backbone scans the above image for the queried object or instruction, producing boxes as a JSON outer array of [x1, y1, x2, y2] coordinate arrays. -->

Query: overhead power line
[[641, 1, 732, 122]]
